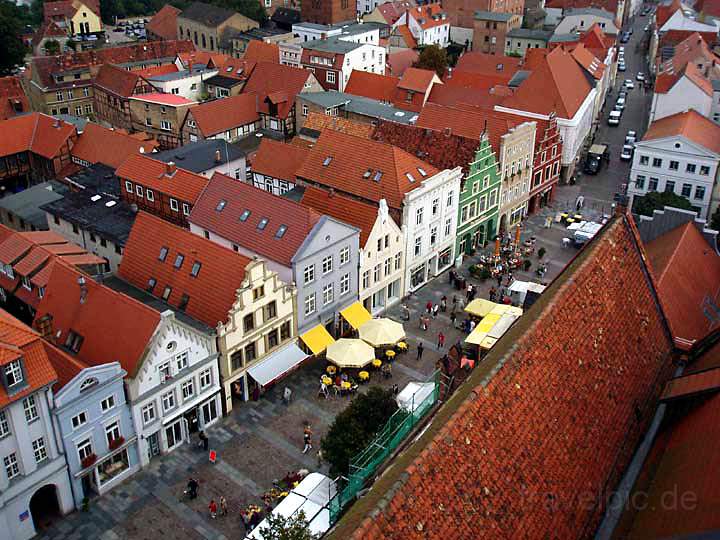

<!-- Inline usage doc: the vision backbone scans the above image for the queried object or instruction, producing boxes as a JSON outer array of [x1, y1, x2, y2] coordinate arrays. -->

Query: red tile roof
[[72, 123, 159, 168], [655, 0, 683, 28], [0, 113, 76, 160], [454, 52, 523, 81], [298, 186, 380, 246], [376, 0, 415, 24], [0, 310, 57, 408], [501, 46, 593, 119], [177, 51, 232, 69], [345, 70, 398, 103], [43, 338, 88, 391], [146, 4, 181, 41], [214, 57, 257, 81], [397, 67, 437, 93], [659, 33, 720, 77], [683, 62, 714, 96], [94, 64, 148, 98], [189, 172, 323, 266], [186, 94, 259, 138], [387, 49, 418, 77], [116, 154, 209, 204], [0, 76, 29, 121], [645, 221, 720, 350], [406, 3, 447, 29], [35, 262, 160, 377], [243, 40, 280, 63], [579, 23, 613, 56], [242, 62, 313, 120], [44, 0, 100, 20], [330, 215, 675, 540], [544, 0, 619, 14], [661, 367, 720, 400], [570, 43, 605, 80], [296, 129, 439, 209], [302, 112, 374, 139], [427, 82, 504, 109], [394, 25, 418, 49], [252, 138, 310, 181], [643, 109, 720, 155], [119, 212, 250, 328]]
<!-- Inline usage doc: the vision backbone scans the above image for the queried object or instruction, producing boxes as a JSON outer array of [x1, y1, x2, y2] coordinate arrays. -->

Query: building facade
[[527, 116, 562, 214], [472, 11, 521, 54], [51, 362, 141, 509], [128, 93, 196, 150], [456, 136, 501, 257], [176, 2, 259, 53], [497, 121, 537, 232]]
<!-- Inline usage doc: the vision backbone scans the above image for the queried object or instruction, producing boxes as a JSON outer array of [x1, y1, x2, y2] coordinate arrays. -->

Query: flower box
[[81, 453, 97, 468], [108, 436, 125, 450]]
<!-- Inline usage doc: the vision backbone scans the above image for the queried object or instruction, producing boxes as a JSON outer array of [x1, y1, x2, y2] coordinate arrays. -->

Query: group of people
[[185, 477, 228, 520]]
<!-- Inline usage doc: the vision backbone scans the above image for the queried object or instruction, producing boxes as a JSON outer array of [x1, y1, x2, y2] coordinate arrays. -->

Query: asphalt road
[[571, 12, 654, 216]]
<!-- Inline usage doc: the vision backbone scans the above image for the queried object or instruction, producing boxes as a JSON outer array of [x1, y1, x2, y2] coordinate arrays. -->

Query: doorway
[[184, 407, 199, 435], [30, 485, 61, 530], [165, 421, 183, 450], [147, 432, 160, 460]]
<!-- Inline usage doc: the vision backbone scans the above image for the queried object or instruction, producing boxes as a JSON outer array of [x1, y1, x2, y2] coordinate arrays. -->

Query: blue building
[[49, 361, 140, 508]]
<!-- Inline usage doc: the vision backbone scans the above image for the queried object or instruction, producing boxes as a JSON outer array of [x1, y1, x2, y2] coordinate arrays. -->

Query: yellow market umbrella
[[326, 339, 375, 369], [464, 298, 498, 318], [358, 318, 405, 347]]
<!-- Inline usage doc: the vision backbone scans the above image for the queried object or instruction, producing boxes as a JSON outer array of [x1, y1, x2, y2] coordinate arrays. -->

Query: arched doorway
[[30, 484, 61, 530]]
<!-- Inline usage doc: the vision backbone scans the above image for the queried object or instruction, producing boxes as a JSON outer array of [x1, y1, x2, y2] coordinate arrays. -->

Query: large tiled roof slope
[[146, 4, 181, 40], [72, 123, 158, 168], [643, 109, 720, 155], [116, 154, 209, 203], [331, 215, 674, 540], [188, 93, 259, 137], [0, 113, 75, 160]]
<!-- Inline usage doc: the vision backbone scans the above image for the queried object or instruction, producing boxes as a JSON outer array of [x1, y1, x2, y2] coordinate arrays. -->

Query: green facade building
[[456, 135, 501, 256]]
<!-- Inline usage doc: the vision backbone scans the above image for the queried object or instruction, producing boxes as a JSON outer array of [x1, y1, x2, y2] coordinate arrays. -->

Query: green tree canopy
[[44, 38, 61, 55], [413, 44, 448, 77], [259, 510, 317, 540], [632, 190, 694, 217], [0, 1, 29, 76], [321, 386, 399, 476]]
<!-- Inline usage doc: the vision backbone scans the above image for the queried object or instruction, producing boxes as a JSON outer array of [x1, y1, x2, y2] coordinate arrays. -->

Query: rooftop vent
[[105, 200, 117, 208], [90, 194, 102, 202]]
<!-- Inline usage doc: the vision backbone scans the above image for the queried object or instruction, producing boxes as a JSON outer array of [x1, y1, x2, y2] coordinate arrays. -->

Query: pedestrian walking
[[469, 320, 476, 333], [425, 301, 433, 314], [466, 283, 473, 300], [450, 312, 457, 328], [452, 295, 458, 308], [220, 496, 228, 517], [209, 499, 218, 519], [317, 448, 324, 467], [432, 304, 439, 318], [419, 315, 427, 331], [198, 430, 209, 451], [417, 342, 424, 361], [437, 332, 445, 349], [440, 295, 447, 312], [469, 287, 477, 301], [402, 304, 410, 321], [187, 477, 199, 499], [283, 386, 292, 405], [302, 424, 313, 454]]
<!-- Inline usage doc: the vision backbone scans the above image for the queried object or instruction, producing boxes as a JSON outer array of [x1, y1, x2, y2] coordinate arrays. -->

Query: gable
[[293, 216, 360, 263], [638, 135, 719, 158], [54, 362, 123, 408]]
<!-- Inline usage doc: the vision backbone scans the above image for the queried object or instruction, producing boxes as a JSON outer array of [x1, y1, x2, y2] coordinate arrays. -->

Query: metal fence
[[328, 371, 441, 524]]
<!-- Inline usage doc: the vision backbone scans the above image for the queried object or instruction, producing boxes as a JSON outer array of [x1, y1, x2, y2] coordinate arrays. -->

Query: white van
[[608, 110, 621, 125]]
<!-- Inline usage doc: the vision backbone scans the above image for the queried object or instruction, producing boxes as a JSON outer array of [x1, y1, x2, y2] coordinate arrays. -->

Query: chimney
[[77, 275, 88, 304], [214, 149, 222, 163], [166, 161, 177, 176]]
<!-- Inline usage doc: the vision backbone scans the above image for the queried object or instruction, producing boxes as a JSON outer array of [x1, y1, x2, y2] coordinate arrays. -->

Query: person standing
[[496, 274, 502, 286], [209, 499, 218, 519], [417, 342, 424, 361], [432, 304, 439, 318], [437, 332, 445, 349], [450, 312, 457, 328], [466, 283, 473, 300], [440, 296, 447, 312], [198, 430, 209, 451], [187, 477, 199, 499], [426, 301, 433, 314], [220, 496, 228, 517], [302, 424, 313, 454]]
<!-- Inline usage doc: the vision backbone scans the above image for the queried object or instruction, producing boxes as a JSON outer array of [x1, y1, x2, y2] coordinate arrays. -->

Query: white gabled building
[[400, 3, 450, 47], [628, 110, 720, 220]]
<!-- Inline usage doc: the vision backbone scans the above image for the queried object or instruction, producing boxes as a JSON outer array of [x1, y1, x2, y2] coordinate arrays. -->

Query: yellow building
[[43, 0, 102, 38]]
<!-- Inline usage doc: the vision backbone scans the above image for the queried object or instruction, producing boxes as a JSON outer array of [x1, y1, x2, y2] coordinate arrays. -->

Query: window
[[415, 207, 423, 225], [158, 362, 170, 381], [302, 104, 308, 116], [394, 252, 401, 270], [253, 286, 264, 300], [159, 246, 168, 261], [65, 330, 84, 353], [686, 163, 697, 173], [326, 71, 336, 84], [146, 278, 156, 292], [146, 117, 152, 127], [71, 411, 87, 429], [430, 226, 437, 246], [695, 186, 706, 200], [170, 199, 179, 212], [384, 235, 389, 249], [446, 191, 453, 208], [304, 293, 316, 315], [190, 261, 201, 277], [304, 264, 315, 284], [373, 264, 380, 282], [263, 301, 277, 321], [340, 273, 350, 295], [681, 183, 692, 197], [639, 155, 649, 166], [652, 158, 662, 168], [162, 390, 175, 412], [432, 198, 439, 216], [281, 320, 292, 341], [322, 255, 333, 275], [322, 283, 333, 305], [414, 236, 422, 256], [444, 218, 452, 236], [178, 294, 190, 311], [105, 421, 121, 446], [244, 341, 257, 363], [162, 286, 172, 301], [362, 270, 370, 289], [339, 246, 350, 266], [648, 177, 658, 191], [4, 453, 19, 479], [700, 166, 711, 176], [176, 351, 188, 371], [243, 313, 255, 332], [181, 380, 194, 401], [635, 175, 645, 189], [199, 368, 212, 389], [230, 351, 242, 372], [182, 203, 190, 216], [0, 411, 9, 438], [174, 254, 184, 269], [135, 185, 143, 197], [257, 217, 268, 230], [147, 189, 154, 202], [77, 438, 93, 461], [669, 160, 679, 171], [267, 329, 279, 349], [665, 180, 675, 193]]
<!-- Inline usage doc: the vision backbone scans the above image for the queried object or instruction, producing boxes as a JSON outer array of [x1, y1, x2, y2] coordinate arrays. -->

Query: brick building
[[443, 0, 524, 27], [301, 0, 355, 25], [92, 64, 157, 131], [129, 93, 196, 150], [472, 11, 522, 54]]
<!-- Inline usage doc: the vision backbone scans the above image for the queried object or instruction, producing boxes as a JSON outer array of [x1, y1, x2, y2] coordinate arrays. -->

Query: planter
[[108, 436, 125, 450], [81, 453, 97, 468]]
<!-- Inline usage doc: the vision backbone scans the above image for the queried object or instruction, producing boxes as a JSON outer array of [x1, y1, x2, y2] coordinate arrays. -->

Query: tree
[[413, 45, 448, 77], [321, 387, 399, 476], [632, 190, 694, 217], [44, 39, 61, 56], [0, 1, 28, 76], [259, 510, 317, 540]]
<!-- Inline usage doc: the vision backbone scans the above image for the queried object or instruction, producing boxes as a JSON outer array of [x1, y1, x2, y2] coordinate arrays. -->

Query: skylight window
[[159, 247, 168, 261], [405, 172, 416, 183], [190, 261, 201, 277], [257, 218, 269, 230], [216, 199, 227, 212], [239, 209, 251, 222], [174, 254, 184, 269], [418, 167, 427, 177], [90, 194, 102, 202], [373, 171, 383, 182], [275, 225, 287, 238], [147, 277, 156, 292], [363, 169, 372, 179], [322, 156, 333, 166], [226, 66, 233, 72]]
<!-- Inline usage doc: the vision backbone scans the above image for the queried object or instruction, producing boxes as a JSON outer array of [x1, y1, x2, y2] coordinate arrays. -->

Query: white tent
[[396, 382, 435, 413], [245, 473, 336, 539]]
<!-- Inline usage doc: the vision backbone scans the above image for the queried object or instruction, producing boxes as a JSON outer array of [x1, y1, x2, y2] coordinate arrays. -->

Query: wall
[[69, 3, 102, 36], [498, 122, 537, 230], [650, 78, 713, 122], [148, 69, 218, 101], [473, 16, 521, 54], [45, 214, 124, 272], [554, 13, 618, 35], [129, 99, 193, 150]]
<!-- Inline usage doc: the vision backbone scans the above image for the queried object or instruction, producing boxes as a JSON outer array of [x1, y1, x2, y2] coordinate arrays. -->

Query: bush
[[480, 267, 491, 280], [321, 387, 398, 476], [523, 259, 532, 271], [538, 247, 546, 259]]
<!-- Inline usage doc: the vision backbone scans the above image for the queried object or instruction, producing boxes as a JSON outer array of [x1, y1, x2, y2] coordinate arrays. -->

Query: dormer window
[[257, 218, 269, 230], [4, 359, 23, 387], [65, 330, 84, 354], [159, 247, 169, 261], [322, 156, 333, 166], [21, 276, 32, 291], [239, 209, 251, 222]]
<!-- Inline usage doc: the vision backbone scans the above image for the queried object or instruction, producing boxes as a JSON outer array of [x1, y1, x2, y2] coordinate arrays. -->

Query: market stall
[[464, 298, 499, 318]]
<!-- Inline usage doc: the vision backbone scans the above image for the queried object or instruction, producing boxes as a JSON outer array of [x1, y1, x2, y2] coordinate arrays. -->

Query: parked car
[[636, 72, 645, 81], [608, 110, 622, 125], [625, 130, 637, 144], [618, 91, 627, 100], [619, 46, 625, 53], [615, 97, 626, 110], [618, 62, 627, 71], [620, 145, 634, 161], [624, 79, 635, 89]]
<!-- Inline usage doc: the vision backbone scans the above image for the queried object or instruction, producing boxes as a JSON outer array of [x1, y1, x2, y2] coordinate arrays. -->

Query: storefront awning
[[300, 325, 335, 355], [340, 302, 372, 330], [248, 342, 307, 387]]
